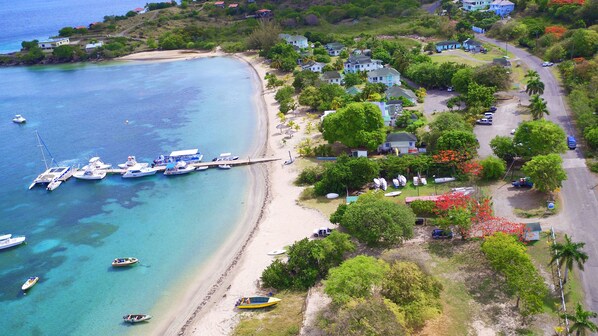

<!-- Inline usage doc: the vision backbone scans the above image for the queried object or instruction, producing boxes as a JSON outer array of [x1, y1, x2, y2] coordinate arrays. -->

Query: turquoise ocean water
[[0, 57, 259, 335], [0, 0, 146, 53]]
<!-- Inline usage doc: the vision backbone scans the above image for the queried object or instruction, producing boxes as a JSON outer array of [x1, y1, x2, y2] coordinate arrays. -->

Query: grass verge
[[232, 291, 306, 336]]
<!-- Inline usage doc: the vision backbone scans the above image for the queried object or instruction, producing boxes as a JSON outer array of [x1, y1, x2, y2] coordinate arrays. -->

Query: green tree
[[561, 303, 598, 336], [274, 85, 294, 104], [490, 135, 517, 162], [52, 45, 78, 61], [324, 256, 389, 304], [314, 155, 380, 195], [550, 235, 589, 284], [424, 112, 472, 151], [58, 27, 76, 37], [336, 194, 415, 246], [342, 72, 363, 88], [465, 82, 496, 108], [528, 94, 549, 120], [20, 46, 45, 64], [298, 86, 320, 110], [437, 130, 479, 154], [473, 64, 510, 91], [292, 70, 320, 90], [513, 120, 567, 158], [382, 261, 443, 329], [479, 156, 506, 181], [451, 67, 475, 93], [159, 32, 185, 50], [322, 102, 386, 151], [246, 20, 282, 54], [569, 29, 598, 58], [522, 154, 567, 193]]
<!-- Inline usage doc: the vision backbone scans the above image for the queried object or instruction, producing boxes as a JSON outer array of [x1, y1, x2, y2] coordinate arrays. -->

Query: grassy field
[[232, 291, 306, 336]]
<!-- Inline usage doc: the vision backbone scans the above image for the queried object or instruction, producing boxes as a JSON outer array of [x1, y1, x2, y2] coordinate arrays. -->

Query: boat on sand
[[21, 277, 39, 291], [123, 314, 152, 323], [267, 250, 286, 256], [235, 296, 281, 309], [384, 191, 402, 197], [112, 257, 139, 267]]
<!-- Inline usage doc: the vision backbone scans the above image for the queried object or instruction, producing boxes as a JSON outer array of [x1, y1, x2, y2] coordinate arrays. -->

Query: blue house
[[490, 0, 515, 17], [435, 41, 461, 53], [463, 38, 483, 52]]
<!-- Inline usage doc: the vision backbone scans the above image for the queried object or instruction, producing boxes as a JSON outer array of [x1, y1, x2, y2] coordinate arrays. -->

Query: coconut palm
[[524, 70, 540, 80], [525, 77, 545, 95], [529, 94, 549, 120], [550, 234, 589, 283], [561, 303, 598, 336]]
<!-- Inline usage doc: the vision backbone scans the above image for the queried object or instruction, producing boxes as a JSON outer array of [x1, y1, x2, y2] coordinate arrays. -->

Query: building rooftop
[[436, 40, 460, 46], [321, 71, 342, 80], [386, 132, 417, 142], [490, 0, 514, 5], [368, 67, 400, 77]]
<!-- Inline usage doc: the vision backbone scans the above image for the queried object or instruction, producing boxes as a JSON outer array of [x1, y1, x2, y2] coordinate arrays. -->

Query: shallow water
[[0, 57, 259, 335]]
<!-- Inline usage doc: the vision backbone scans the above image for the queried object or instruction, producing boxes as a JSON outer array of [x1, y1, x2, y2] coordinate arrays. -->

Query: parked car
[[313, 227, 333, 238], [567, 136, 577, 150], [476, 118, 492, 125], [542, 61, 554, 67], [486, 106, 497, 112], [510, 129, 516, 135], [432, 229, 453, 239], [447, 86, 453, 92], [415, 217, 426, 225], [512, 177, 533, 188]]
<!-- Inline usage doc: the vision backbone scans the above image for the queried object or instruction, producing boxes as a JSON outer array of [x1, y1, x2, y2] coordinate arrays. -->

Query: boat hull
[[123, 314, 152, 323], [164, 167, 195, 175], [112, 258, 139, 267], [73, 172, 107, 180], [0, 236, 26, 250], [21, 277, 39, 291], [235, 297, 281, 309]]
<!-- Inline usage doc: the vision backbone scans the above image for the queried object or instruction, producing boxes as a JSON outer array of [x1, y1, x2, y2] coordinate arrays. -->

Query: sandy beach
[[118, 50, 331, 335]]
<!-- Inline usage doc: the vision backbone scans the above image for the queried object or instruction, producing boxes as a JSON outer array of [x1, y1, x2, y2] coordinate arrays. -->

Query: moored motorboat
[[122, 165, 157, 178], [123, 314, 152, 323], [118, 156, 148, 169], [0, 234, 26, 250], [153, 149, 203, 166], [82, 157, 112, 170], [218, 164, 231, 169], [195, 166, 209, 171], [21, 276, 39, 291], [212, 152, 239, 161], [164, 161, 195, 175], [73, 166, 107, 180], [12, 114, 26, 123], [235, 296, 281, 309], [112, 257, 139, 267]]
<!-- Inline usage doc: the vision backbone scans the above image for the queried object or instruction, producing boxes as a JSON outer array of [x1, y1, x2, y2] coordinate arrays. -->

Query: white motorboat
[[218, 164, 232, 169], [82, 157, 111, 170], [164, 161, 195, 175], [434, 177, 456, 184], [392, 179, 400, 188], [12, 114, 26, 123], [22, 276, 39, 291], [123, 165, 158, 178], [73, 166, 107, 180], [212, 152, 240, 161], [0, 234, 26, 250], [380, 178, 388, 191], [384, 191, 402, 197], [195, 166, 209, 171], [29, 131, 73, 191], [118, 156, 148, 169], [154, 149, 203, 166]]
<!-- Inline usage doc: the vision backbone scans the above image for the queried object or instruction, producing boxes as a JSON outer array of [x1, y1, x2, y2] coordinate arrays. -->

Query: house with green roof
[[367, 67, 401, 87], [386, 86, 417, 104]]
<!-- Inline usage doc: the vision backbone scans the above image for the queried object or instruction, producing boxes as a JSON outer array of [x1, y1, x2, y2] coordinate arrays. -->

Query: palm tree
[[561, 303, 598, 336], [529, 94, 549, 120], [550, 234, 589, 283], [526, 77, 545, 95], [524, 70, 540, 80]]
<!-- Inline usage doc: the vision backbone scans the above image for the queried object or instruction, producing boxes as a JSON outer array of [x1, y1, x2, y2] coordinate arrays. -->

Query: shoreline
[[117, 49, 331, 335]]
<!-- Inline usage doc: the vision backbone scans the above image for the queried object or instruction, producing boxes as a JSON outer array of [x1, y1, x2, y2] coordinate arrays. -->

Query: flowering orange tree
[[458, 160, 482, 178], [544, 26, 567, 39], [548, 0, 584, 5]]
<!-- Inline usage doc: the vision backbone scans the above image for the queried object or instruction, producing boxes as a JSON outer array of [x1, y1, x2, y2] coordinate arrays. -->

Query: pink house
[[228, 3, 239, 8]]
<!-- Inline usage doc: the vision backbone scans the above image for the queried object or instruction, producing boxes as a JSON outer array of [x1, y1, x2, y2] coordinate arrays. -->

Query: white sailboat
[[29, 131, 72, 191]]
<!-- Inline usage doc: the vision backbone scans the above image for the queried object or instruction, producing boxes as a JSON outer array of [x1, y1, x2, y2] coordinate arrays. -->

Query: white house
[[379, 132, 418, 154], [38, 38, 70, 51], [85, 41, 103, 52], [301, 61, 325, 73], [462, 0, 491, 11], [321, 71, 343, 85], [325, 42, 345, 56], [344, 55, 383, 74], [279, 34, 309, 49], [367, 67, 401, 87]]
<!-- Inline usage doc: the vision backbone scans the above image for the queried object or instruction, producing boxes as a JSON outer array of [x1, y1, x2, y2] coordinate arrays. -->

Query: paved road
[[478, 34, 598, 313], [474, 98, 521, 157]]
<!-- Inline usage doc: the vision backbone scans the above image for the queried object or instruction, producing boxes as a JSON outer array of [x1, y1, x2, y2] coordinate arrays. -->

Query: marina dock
[[102, 157, 280, 174]]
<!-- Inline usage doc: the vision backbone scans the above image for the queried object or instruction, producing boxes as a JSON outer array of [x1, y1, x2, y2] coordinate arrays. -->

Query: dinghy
[[398, 175, 407, 187], [267, 250, 286, 256], [123, 314, 152, 323], [392, 179, 400, 188], [434, 177, 456, 184], [326, 193, 339, 199], [21, 276, 39, 291], [380, 178, 388, 191], [373, 178, 381, 189], [235, 296, 281, 309], [112, 257, 139, 267], [384, 191, 402, 197]]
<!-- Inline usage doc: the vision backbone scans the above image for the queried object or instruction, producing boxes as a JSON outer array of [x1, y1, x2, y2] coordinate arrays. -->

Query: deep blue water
[[0, 57, 259, 335], [0, 0, 146, 53]]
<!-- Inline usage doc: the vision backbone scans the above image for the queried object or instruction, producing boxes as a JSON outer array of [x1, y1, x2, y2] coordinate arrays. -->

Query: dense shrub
[[296, 166, 324, 185], [324, 255, 389, 304], [479, 156, 506, 181], [314, 155, 380, 196], [409, 200, 436, 217]]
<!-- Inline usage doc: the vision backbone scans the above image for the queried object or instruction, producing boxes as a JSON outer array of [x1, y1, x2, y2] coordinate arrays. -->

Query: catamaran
[[153, 149, 203, 166], [29, 131, 72, 191]]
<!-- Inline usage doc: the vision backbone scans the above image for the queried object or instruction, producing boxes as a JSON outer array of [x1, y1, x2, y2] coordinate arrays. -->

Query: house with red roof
[[214, 1, 225, 8], [256, 9, 272, 17], [133, 7, 145, 13], [228, 3, 238, 8]]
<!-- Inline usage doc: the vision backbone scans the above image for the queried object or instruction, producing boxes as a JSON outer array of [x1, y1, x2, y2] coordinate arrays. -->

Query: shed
[[351, 150, 367, 158], [523, 222, 542, 241]]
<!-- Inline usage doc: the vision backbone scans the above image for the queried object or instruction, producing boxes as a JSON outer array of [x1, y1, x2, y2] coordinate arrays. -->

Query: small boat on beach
[[12, 114, 26, 123], [118, 156, 148, 169], [267, 250, 286, 256], [235, 296, 281, 309], [373, 178, 381, 189], [122, 165, 157, 178], [82, 157, 111, 170], [21, 276, 39, 291], [0, 234, 26, 250], [392, 178, 400, 188], [380, 178, 388, 191], [112, 257, 139, 267], [164, 161, 195, 175], [384, 191, 402, 197], [123, 314, 152, 324], [434, 177, 456, 184], [398, 175, 407, 187], [326, 193, 339, 199]]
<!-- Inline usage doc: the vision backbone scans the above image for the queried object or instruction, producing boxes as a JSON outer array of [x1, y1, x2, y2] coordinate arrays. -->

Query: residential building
[[367, 67, 401, 87], [490, 0, 515, 17], [301, 61, 325, 73], [379, 132, 418, 154], [435, 40, 461, 53], [463, 38, 483, 52], [325, 42, 345, 56], [85, 41, 103, 52], [370, 102, 392, 126], [387, 99, 403, 116], [385, 86, 417, 104], [320, 71, 343, 85], [214, 1, 225, 8], [255, 9, 272, 18], [38, 38, 70, 51], [279, 34, 309, 49], [462, 0, 491, 11], [344, 55, 383, 73], [345, 86, 362, 96], [228, 3, 239, 9]]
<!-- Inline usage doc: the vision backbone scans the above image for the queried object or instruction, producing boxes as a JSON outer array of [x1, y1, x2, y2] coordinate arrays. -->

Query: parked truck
[[512, 177, 533, 188]]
